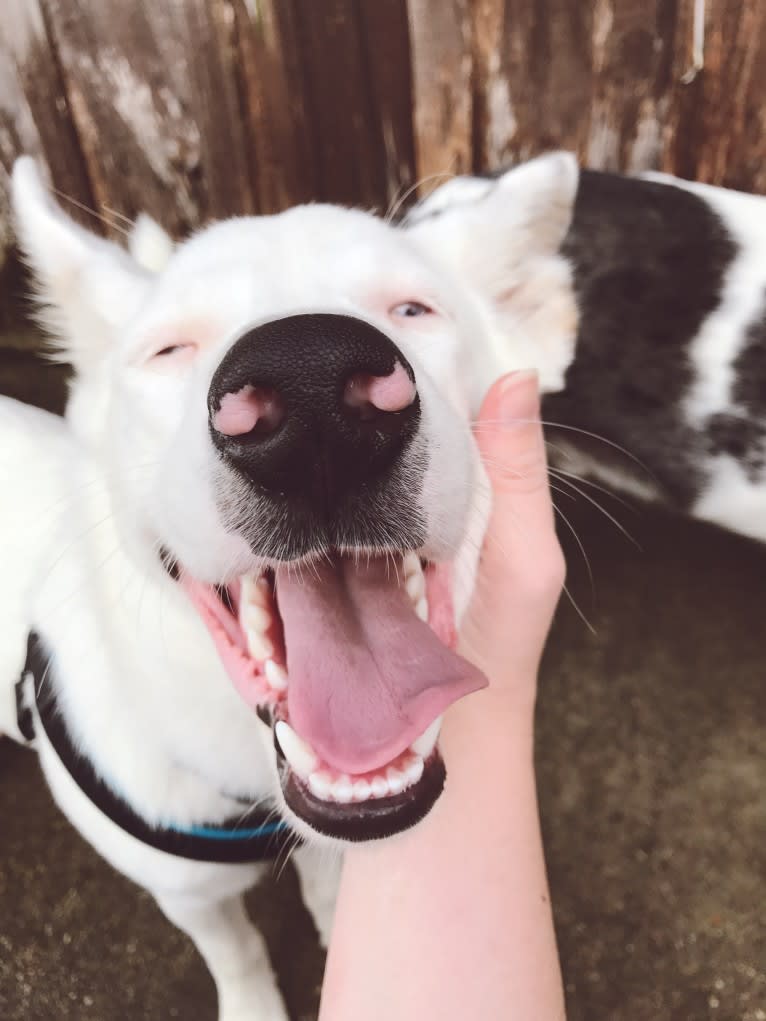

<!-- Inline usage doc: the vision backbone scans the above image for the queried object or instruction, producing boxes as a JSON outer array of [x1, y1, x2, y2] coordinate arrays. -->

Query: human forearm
[[319, 694, 565, 1021]]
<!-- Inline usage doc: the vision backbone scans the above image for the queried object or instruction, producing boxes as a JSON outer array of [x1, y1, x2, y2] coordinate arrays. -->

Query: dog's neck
[[32, 464, 276, 826]]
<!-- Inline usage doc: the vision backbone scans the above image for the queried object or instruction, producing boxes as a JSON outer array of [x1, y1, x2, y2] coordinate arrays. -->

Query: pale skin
[[319, 370, 567, 1021]]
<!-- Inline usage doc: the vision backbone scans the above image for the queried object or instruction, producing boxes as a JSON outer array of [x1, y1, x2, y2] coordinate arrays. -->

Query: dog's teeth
[[241, 571, 271, 610], [244, 604, 272, 633], [264, 659, 288, 692], [403, 551, 421, 578], [333, 776, 354, 803], [410, 715, 442, 759], [403, 754, 425, 787], [352, 779, 371, 802], [415, 597, 429, 622], [385, 766, 407, 795], [245, 628, 274, 662], [370, 775, 389, 799], [405, 570, 425, 604], [275, 721, 319, 780], [308, 770, 333, 801]]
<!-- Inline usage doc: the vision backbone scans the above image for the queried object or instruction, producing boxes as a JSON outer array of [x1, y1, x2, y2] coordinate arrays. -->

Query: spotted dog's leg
[[156, 890, 288, 1021]]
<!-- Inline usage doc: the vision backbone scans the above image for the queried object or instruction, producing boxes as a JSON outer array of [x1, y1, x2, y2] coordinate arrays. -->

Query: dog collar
[[15, 632, 294, 864]]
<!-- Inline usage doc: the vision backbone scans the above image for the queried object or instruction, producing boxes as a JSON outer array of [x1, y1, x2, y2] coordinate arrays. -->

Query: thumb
[[474, 370, 556, 586], [459, 370, 564, 687]]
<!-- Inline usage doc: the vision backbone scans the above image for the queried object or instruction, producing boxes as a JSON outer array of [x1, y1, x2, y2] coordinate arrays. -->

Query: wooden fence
[[1, 0, 765, 263]]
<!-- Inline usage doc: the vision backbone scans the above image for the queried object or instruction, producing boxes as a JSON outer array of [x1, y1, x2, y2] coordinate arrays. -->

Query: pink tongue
[[276, 558, 487, 774]]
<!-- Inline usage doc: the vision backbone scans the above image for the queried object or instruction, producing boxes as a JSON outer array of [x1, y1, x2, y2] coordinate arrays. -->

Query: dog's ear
[[11, 158, 153, 371], [404, 152, 579, 391], [129, 213, 175, 272]]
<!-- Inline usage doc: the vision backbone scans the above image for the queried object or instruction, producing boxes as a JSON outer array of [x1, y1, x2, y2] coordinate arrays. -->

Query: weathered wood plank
[[289, 0, 387, 208], [169, 0, 255, 219], [0, 0, 96, 258], [472, 0, 594, 170], [663, 0, 766, 191], [471, 0, 766, 192], [37, 0, 205, 235], [408, 0, 473, 185], [357, 0, 416, 210], [233, 0, 318, 211]]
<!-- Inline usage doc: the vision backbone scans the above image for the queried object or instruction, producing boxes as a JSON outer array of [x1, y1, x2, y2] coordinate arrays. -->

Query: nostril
[[343, 362, 416, 419], [212, 384, 285, 438]]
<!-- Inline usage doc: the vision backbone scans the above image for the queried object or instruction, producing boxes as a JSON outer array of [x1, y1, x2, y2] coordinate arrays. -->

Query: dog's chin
[[278, 745, 447, 843], [173, 549, 487, 842]]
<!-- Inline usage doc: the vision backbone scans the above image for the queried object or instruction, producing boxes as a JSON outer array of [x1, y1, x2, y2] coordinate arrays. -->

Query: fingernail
[[498, 369, 540, 422]]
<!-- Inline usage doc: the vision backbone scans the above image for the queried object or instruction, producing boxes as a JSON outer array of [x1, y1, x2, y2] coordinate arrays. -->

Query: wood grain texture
[[408, 0, 474, 183], [2, 0, 766, 259], [290, 0, 388, 208], [663, 0, 766, 191], [233, 0, 318, 211], [37, 0, 205, 236], [0, 0, 96, 258]]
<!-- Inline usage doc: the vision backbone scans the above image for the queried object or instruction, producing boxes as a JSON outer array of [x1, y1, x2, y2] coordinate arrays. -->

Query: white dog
[[2, 151, 764, 1019]]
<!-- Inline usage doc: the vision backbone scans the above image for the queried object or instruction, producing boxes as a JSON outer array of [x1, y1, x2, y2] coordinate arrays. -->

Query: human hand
[[458, 370, 565, 714]]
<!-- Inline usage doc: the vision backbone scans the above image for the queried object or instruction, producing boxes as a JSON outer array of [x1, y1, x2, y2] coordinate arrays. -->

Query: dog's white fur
[[4, 154, 551, 1018]]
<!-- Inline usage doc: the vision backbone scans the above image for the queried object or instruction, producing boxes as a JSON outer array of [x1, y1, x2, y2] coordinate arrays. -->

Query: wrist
[[446, 675, 537, 735], [439, 680, 537, 782]]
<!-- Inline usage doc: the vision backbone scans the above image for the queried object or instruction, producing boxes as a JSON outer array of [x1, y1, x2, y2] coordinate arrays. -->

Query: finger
[[473, 370, 555, 585]]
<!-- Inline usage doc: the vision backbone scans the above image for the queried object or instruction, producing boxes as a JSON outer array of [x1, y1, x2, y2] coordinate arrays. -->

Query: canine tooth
[[241, 572, 271, 608], [352, 779, 372, 802], [386, 766, 407, 796], [410, 716, 442, 759], [275, 721, 319, 780], [415, 597, 429, 622], [371, 776, 389, 799], [264, 659, 288, 692], [309, 771, 333, 801], [403, 551, 421, 578], [333, 776, 354, 803], [404, 755, 424, 786], [406, 571, 425, 603]]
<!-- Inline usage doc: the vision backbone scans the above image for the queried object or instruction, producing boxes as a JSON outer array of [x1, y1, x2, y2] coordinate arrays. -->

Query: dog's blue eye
[[391, 301, 433, 318]]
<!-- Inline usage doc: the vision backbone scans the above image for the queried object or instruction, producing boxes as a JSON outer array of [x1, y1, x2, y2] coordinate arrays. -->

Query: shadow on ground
[[1, 343, 764, 1020]]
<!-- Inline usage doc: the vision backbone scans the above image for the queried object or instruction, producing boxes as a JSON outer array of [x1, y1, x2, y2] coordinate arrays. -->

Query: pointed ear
[[129, 212, 175, 272], [12, 157, 152, 371], [405, 151, 578, 258], [404, 152, 580, 390]]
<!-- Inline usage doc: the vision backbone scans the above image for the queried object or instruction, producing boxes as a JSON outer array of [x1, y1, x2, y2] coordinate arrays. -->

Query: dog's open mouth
[[180, 553, 486, 840]]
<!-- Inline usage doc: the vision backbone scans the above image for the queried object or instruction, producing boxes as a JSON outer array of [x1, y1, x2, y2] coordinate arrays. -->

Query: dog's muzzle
[[208, 313, 420, 517]]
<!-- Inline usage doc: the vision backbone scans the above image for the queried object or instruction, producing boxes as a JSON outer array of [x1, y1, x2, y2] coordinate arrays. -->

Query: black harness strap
[[16, 632, 294, 864]]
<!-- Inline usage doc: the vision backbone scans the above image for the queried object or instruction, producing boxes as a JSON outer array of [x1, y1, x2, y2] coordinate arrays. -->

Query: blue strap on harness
[[16, 632, 295, 864]]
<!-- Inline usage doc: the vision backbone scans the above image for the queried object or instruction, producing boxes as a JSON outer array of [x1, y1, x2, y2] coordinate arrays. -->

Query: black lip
[[274, 739, 446, 842]]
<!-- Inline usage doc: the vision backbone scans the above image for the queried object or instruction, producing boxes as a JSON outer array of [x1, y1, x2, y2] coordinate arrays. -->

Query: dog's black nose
[[208, 314, 420, 512]]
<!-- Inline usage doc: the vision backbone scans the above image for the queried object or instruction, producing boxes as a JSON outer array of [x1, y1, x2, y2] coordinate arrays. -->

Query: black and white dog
[[407, 155, 766, 537], [1, 152, 764, 1019]]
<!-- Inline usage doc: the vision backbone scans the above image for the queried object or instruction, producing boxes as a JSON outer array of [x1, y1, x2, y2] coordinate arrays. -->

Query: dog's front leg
[[156, 891, 288, 1021], [292, 843, 342, 948]]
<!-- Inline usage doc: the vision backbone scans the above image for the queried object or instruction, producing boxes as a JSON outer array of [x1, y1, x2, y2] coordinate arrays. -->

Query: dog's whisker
[[552, 474, 641, 549], [549, 466, 637, 513], [472, 418, 654, 480], [50, 186, 132, 237], [384, 169, 456, 224], [552, 503, 594, 596], [561, 580, 598, 635]]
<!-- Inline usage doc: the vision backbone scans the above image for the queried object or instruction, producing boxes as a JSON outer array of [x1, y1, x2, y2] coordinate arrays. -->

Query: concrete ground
[[1, 333, 764, 1021]]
